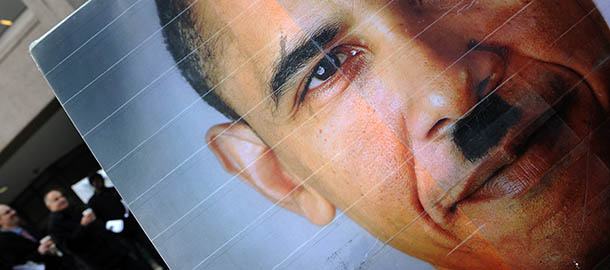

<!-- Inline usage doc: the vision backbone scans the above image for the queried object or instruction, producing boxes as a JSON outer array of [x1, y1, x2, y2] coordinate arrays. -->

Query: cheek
[[291, 86, 421, 233]]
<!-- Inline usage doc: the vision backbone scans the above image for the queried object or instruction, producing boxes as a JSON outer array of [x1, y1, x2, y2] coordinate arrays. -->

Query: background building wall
[[0, 0, 84, 150], [0, 0, 87, 210]]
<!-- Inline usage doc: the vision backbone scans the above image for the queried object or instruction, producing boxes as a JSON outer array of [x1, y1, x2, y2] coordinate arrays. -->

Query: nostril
[[427, 118, 451, 139], [477, 76, 491, 97], [467, 39, 478, 50]]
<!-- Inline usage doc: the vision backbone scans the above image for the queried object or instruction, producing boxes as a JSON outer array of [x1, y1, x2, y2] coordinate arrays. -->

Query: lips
[[455, 76, 579, 205], [410, 50, 603, 234]]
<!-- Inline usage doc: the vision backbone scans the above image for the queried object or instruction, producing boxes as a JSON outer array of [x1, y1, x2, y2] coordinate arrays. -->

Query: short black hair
[[87, 172, 104, 185], [155, 0, 241, 121]]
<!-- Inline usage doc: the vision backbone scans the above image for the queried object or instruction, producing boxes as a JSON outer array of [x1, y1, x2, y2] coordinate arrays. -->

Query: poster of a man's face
[[31, 0, 610, 269]]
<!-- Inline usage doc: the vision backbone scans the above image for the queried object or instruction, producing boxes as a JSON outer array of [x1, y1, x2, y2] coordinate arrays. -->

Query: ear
[[206, 122, 335, 225]]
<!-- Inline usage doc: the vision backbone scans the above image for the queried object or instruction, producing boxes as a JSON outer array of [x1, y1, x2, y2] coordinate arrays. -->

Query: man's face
[[197, 0, 610, 268], [0, 204, 18, 229], [46, 191, 69, 212]]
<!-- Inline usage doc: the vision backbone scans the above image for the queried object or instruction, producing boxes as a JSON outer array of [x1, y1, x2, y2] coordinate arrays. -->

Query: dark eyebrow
[[269, 23, 341, 105]]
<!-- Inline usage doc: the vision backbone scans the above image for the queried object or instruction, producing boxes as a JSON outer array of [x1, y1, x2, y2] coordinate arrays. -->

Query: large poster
[[31, 0, 610, 269]]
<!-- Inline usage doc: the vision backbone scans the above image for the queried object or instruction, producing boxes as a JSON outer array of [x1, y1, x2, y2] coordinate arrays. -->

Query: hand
[[80, 212, 96, 226], [37, 239, 54, 255]]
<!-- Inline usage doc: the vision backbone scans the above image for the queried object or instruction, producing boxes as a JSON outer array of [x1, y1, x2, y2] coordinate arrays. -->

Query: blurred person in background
[[88, 172, 167, 269], [44, 190, 151, 270], [0, 204, 75, 270]]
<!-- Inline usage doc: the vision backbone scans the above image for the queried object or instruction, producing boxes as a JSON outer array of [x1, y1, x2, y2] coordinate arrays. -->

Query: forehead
[[47, 191, 61, 199], [0, 205, 8, 211]]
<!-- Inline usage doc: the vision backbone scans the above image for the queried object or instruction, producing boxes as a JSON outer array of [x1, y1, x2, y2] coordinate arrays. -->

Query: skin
[[0, 204, 53, 254], [194, 1, 610, 269], [44, 191, 96, 226], [0, 204, 19, 230]]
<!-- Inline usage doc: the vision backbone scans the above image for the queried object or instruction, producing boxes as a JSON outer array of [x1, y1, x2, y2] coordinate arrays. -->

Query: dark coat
[[88, 188, 126, 222], [89, 188, 166, 269], [88, 188, 140, 237], [0, 228, 65, 270], [47, 207, 129, 270]]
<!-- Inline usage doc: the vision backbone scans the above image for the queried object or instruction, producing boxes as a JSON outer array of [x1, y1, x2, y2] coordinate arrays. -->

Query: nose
[[401, 41, 508, 226], [406, 44, 506, 142]]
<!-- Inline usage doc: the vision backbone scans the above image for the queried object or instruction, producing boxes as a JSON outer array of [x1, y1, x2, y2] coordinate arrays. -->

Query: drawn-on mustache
[[452, 93, 522, 162]]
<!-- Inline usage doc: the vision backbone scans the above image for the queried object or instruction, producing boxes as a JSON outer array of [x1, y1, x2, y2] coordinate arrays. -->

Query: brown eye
[[305, 51, 348, 91], [314, 54, 340, 80]]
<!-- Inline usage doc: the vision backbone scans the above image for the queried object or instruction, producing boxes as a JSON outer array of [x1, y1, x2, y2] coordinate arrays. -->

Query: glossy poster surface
[[31, 0, 610, 269]]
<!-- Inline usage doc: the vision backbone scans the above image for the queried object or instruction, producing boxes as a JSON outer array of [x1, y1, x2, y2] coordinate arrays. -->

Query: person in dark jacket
[[87, 173, 166, 269], [44, 190, 151, 270], [87, 173, 129, 226], [0, 204, 67, 270]]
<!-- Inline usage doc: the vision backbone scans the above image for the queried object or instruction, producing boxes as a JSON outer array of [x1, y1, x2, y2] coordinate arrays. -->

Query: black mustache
[[452, 94, 522, 162]]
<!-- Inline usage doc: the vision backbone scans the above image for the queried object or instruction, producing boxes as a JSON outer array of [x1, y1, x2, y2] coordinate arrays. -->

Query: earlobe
[[206, 122, 335, 225]]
